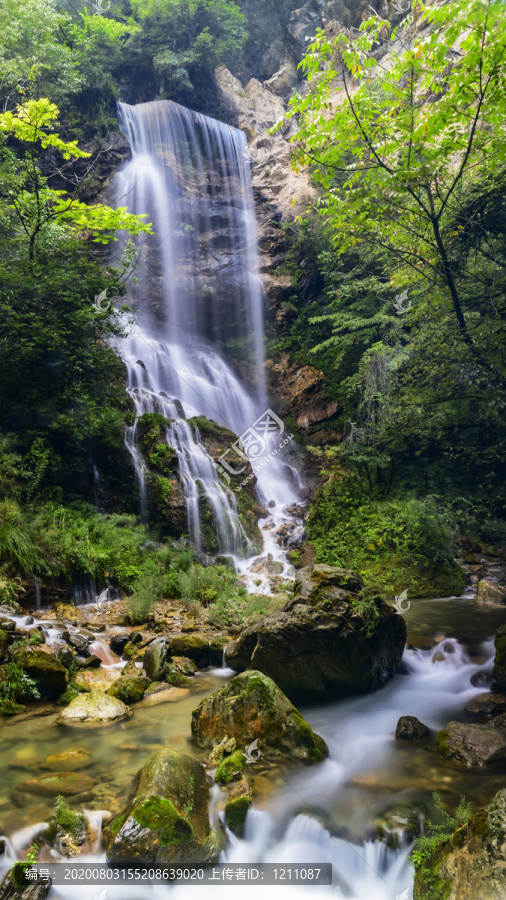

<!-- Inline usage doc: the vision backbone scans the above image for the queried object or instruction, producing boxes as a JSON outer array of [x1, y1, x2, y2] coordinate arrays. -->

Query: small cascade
[[89, 640, 120, 667], [34, 580, 41, 611], [114, 99, 301, 584]]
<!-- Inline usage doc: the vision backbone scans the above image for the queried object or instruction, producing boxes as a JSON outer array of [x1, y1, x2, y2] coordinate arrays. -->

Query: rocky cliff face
[[234, 0, 385, 93]]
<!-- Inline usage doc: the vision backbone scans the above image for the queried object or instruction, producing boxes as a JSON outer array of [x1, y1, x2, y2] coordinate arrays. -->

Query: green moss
[[225, 794, 251, 836], [132, 795, 195, 846], [56, 683, 85, 706], [291, 710, 328, 761], [215, 750, 246, 785], [437, 729, 450, 757], [108, 677, 147, 703], [0, 697, 26, 716], [110, 814, 126, 835], [55, 798, 86, 838], [165, 671, 190, 687]]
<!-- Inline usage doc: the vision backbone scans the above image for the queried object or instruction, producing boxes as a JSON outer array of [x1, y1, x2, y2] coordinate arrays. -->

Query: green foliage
[[411, 792, 473, 900], [0, 99, 151, 259], [0, 635, 41, 715], [283, 0, 506, 379], [125, 0, 247, 101], [54, 794, 85, 836]]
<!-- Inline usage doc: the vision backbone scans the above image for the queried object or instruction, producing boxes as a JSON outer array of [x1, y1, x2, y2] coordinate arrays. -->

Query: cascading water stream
[[113, 100, 301, 582]]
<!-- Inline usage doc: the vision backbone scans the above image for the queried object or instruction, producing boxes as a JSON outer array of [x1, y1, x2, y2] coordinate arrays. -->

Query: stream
[[1, 594, 506, 899]]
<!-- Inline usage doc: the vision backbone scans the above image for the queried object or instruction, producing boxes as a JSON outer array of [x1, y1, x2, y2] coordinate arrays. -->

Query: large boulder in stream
[[57, 690, 132, 726], [104, 749, 218, 865], [224, 565, 406, 701], [437, 719, 506, 767], [107, 660, 150, 703], [413, 788, 506, 900], [191, 670, 328, 763]]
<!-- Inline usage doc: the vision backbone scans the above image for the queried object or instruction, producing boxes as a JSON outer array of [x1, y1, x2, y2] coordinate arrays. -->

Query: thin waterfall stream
[[114, 100, 301, 589]]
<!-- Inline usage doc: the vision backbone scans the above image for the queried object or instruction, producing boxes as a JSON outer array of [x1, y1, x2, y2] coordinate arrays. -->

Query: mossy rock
[[191, 670, 328, 764], [215, 750, 245, 785], [224, 778, 252, 837], [104, 749, 218, 865], [57, 691, 132, 726], [413, 788, 506, 900], [0, 863, 52, 898], [437, 720, 506, 767], [168, 634, 210, 667], [107, 663, 150, 704], [225, 565, 406, 702], [17, 649, 68, 696]]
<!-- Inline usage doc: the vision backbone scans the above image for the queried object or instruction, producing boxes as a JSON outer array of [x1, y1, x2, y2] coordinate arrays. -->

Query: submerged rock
[[464, 694, 506, 720], [40, 748, 93, 771], [437, 720, 506, 767], [374, 802, 426, 850], [57, 691, 132, 726], [17, 771, 97, 797], [191, 670, 328, 763], [104, 749, 218, 865], [224, 565, 406, 701], [413, 788, 506, 900], [395, 716, 430, 741]]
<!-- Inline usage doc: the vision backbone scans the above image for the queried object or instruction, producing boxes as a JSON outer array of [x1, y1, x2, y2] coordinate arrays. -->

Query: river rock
[[17, 771, 97, 797], [57, 691, 132, 726], [215, 750, 246, 784], [107, 661, 150, 704], [75, 668, 120, 692], [40, 748, 93, 771], [395, 716, 430, 741], [437, 721, 506, 767], [475, 579, 506, 605], [143, 638, 168, 681], [470, 670, 495, 688], [168, 634, 210, 667], [224, 565, 406, 701], [493, 625, 506, 689], [464, 694, 506, 720], [0, 865, 52, 899], [135, 686, 189, 707], [16, 649, 68, 696], [104, 749, 218, 865], [191, 670, 328, 763], [224, 778, 252, 837], [413, 787, 506, 900], [374, 802, 426, 849]]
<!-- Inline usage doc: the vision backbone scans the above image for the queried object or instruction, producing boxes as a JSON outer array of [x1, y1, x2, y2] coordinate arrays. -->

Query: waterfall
[[114, 100, 301, 580]]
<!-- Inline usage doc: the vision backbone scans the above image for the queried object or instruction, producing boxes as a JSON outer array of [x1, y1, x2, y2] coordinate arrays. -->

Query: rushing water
[[113, 100, 301, 587], [1, 596, 506, 899]]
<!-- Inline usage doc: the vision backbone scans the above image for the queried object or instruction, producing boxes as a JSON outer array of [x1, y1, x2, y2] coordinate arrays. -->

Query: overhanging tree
[[280, 0, 506, 384]]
